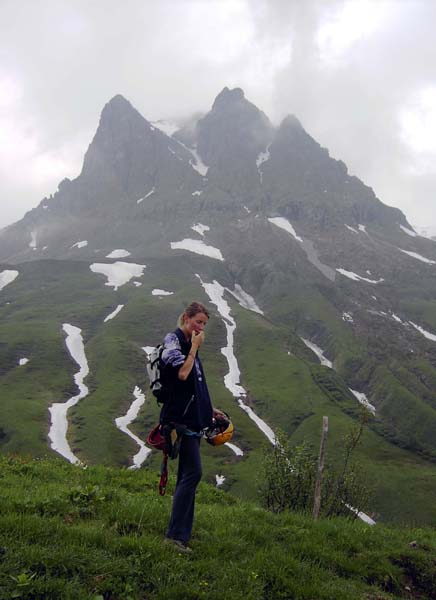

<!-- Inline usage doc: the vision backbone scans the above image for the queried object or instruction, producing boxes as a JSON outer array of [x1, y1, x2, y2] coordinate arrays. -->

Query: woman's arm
[[178, 331, 204, 381]]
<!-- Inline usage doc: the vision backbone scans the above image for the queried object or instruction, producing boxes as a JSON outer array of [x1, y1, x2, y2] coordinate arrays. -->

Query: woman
[[160, 301, 224, 553]]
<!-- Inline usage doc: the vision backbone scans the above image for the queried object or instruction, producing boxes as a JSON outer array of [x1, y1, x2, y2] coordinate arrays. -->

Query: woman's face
[[183, 312, 209, 335]]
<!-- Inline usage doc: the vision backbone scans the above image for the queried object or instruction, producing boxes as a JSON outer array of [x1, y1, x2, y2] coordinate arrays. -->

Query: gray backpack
[[146, 345, 168, 404]]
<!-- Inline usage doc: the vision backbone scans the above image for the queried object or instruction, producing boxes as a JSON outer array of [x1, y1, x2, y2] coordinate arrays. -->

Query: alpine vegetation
[[1, 87, 436, 526]]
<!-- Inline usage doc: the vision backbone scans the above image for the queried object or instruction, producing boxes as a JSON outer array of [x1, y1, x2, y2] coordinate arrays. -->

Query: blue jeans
[[166, 435, 202, 544]]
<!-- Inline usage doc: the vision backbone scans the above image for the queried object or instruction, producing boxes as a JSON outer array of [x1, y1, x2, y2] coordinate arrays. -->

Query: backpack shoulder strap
[[173, 327, 186, 348]]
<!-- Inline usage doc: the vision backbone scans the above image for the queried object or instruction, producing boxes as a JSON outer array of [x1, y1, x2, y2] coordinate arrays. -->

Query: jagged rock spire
[[211, 86, 246, 110]]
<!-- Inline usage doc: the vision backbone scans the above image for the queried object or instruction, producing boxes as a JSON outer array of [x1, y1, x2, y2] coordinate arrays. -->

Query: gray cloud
[[1, 0, 436, 234], [262, 0, 436, 231]]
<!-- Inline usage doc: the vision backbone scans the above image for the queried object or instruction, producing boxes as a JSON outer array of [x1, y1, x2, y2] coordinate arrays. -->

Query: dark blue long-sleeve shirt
[[159, 328, 213, 431]]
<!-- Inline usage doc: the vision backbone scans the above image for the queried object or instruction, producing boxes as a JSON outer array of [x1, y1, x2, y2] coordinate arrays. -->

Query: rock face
[[196, 87, 274, 194], [0, 87, 415, 263], [262, 114, 407, 229], [80, 94, 196, 200], [0, 94, 203, 261], [2, 86, 436, 480]]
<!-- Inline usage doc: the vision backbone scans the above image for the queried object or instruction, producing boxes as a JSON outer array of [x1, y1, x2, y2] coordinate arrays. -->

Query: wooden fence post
[[312, 416, 329, 520]]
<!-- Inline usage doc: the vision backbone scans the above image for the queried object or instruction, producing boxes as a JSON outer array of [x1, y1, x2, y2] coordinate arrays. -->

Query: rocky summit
[[1, 88, 436, 525]]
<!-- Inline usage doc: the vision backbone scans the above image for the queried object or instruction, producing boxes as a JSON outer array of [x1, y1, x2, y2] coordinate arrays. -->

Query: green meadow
[[1, 455, 435, 600], [2, 257, 436, 526]]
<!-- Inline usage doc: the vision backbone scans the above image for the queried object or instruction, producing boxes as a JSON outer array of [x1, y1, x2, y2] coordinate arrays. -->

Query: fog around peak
[[1, 0, 435, 234]]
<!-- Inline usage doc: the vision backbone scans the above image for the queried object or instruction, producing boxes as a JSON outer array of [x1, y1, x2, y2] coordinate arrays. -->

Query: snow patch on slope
[[227, 284, 263, 315], [268, 217, 303, 243], [197, 275, 275, 444], [191, 223, 210, 237], [137, 187, 155, 203], [171, 239, 224, 261], [71, 240, 88, 249], [268, 217, 336, 281], [0, 270, 19, 291], [115, 386, 151, 469], [225, 442, 244, 456], [106, 249, 131, 259], [409, 321, 436, 341], [90, 262, 146, 290], [29, 230, 37, 249], [399, 249, 436, 265], [300, 337, 375, 415], [256, 146, 270, 168], [104, 304, 124, 322], [152, 289, 174, 296], [346, 504, 376, 525], [349, 389, 376, 415], [188, 146, 209, 176], [399, 224, 417, 237], [256, 144, 271, 183], [151, 120, 179, 136], [48, 324, 89, 465], [173, 137, 209, 176], [301, 338, 333, 368], [336, 269, 384, 284]]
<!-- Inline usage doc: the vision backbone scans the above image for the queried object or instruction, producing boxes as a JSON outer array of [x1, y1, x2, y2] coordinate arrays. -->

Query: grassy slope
[[232, 302, 436, 525], [0, 260, 129, 459], [2, 259, 436, 526], [1, 456, 436, 600], [261, 266, 436, 462]]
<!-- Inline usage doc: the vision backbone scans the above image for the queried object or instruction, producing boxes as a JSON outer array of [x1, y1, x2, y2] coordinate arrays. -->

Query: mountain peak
[[279, 114, 304, 130], [107, 93, 131, 106], [212, 87, 246, 110], [80, 94, 153, 182], [196, 87, 273, 192], [100, 94, 138, 123]]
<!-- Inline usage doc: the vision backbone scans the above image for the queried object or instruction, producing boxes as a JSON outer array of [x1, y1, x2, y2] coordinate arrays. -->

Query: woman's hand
[[191, 330, 205, 349], [213, 408, 227, 420]]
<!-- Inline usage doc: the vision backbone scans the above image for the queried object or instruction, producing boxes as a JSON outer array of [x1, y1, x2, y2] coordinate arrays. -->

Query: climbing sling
[[147, 423, 190, 495]]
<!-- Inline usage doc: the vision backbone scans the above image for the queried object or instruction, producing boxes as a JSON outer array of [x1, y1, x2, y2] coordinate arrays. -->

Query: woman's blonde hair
[[177, 301, 210, 327]]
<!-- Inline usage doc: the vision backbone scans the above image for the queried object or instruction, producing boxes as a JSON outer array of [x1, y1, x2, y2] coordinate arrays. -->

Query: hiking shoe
[[164, 537, 192, 554]]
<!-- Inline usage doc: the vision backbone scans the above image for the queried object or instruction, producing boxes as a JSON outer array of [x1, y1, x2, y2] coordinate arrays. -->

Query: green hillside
[[2, 258, 436, 526], [2, 87, 436, 564], [1, 455, 435, 600]]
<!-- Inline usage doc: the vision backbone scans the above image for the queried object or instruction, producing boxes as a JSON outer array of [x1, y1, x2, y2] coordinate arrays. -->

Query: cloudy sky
[[1, 0, 436, 233]]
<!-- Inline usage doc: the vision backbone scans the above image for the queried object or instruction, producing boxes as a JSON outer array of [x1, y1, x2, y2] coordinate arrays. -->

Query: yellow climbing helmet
[[205, 412, 234, 446]]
